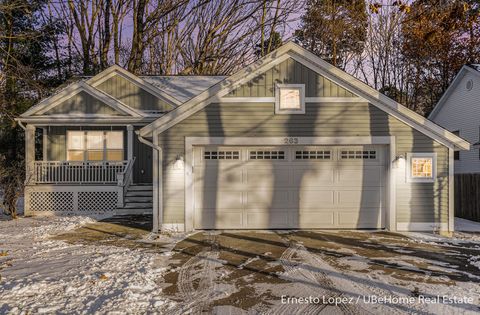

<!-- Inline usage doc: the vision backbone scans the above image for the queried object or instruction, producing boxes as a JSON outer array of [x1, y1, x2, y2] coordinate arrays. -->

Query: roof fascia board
[[34, 81, 143, 118], [287, 47, 469, 150], [21, 82, 84, 117], [428, 65, 480, 120], [16, 116, 154, 124], [87, 65, 181, 106]]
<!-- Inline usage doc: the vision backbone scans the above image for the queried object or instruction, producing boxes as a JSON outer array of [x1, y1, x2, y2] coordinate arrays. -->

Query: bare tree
[[64, 0, 103, 74]]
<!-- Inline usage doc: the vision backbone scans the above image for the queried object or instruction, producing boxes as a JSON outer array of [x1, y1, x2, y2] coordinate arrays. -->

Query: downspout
[[16, 119, 27, 130], [136, 131, 163, 233]]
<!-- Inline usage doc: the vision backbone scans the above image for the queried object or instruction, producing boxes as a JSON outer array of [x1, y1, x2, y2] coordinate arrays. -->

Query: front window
[[411, 158, 433, 178], [407, 153, 436, 183], [275, 84, 305, 114], [67, 131, 124, 161]]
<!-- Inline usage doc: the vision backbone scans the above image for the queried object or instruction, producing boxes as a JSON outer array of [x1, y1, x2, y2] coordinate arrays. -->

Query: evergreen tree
[[0, 0, 63, 217], [294, 0, 368, 69]]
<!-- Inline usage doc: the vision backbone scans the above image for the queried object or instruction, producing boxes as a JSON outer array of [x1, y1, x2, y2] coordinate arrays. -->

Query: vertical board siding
[[96, 74, 174, 112], [227, 58, 356, 98], [42, 91, 124, 115], [455, 174, 480, 222], [157, 101, 449, 225]]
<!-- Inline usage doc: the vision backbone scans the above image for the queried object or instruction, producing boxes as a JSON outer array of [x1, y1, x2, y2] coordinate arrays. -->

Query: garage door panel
[[296, 189, 335, 208], [193, 145, 386, 229], [245, 189, 291, 209], [195, 211, 243, 229], [245, 211, 290, 229], [337, 167, 384, 186], [195, 168, 243, 188], [194, 189, 243, 210], [246, 167, 291, 187], [298, 212, 335, 228], [337, 190, 382, 207], [293, 168, 335, 186], [337, 211, 382, 228]]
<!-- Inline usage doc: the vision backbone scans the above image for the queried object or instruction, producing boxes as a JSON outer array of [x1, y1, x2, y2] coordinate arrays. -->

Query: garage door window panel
[[295, 150, 331, 160], [249, 150, 285, 160], [204, 150, 240, 160], [340, 150, 377, 160]]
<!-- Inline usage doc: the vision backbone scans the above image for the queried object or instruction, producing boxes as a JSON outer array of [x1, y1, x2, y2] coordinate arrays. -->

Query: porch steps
[[116, 184, 153, 215]]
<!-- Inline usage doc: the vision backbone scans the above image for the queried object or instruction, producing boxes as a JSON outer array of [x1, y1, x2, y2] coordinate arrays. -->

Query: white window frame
[[275, 84, 305, 114], [67, 130, 124, 162], [406, 152, 437, 183]]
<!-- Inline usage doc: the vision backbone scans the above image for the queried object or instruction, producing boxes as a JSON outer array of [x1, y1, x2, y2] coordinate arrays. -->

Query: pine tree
[[294, 0, 368, 69]]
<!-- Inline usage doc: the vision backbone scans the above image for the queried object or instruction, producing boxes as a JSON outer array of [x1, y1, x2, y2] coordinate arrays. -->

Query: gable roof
[[20, 81, 143, 118], [143, 76, 226, 103], [87, 65, 182, 107], [18, 66, 227, 125], [138, 41, 469, 150], [428, 65, 480, 120]]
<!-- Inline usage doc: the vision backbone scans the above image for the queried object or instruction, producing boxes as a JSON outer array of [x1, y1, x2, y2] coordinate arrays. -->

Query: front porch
[[23, 124, 153, 216]]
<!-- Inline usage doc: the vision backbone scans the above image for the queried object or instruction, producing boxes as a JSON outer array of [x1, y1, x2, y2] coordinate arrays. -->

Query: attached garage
[[193, 145, 386, 229], [138, 42, 469, 233]]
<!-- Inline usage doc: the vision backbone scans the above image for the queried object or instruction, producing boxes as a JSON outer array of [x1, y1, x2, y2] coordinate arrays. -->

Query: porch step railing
[[33, 160, 131, 184]]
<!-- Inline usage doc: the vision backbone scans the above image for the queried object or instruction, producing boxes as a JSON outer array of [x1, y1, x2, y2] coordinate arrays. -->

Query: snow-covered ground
[[0, 216, 180, 314], [1, 215, 480, 314], [456, 217, 480, 232]]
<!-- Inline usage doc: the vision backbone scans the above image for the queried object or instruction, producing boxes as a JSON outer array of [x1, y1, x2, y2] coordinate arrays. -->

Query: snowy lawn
[[0, 215, 185, 314], [1, 216, 480, 314]]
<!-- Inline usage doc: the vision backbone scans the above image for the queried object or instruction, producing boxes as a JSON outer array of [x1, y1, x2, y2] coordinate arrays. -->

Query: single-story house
[[429, 64, 480, 174], [17, 42, 470, 233]]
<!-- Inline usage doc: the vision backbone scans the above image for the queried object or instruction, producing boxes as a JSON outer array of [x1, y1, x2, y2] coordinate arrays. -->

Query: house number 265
[[284, 137, 298, 144]]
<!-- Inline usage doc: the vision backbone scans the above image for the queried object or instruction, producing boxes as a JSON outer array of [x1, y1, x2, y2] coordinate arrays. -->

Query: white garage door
[[193, 145, 386, 229]]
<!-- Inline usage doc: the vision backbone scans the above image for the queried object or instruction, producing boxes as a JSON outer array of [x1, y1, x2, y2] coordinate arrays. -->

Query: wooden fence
[[455, 174, 480, 222]]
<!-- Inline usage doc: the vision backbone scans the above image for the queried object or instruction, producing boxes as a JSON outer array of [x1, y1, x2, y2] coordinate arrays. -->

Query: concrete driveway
[[51, 216, 480, 314], [161, 230, 480, 314]]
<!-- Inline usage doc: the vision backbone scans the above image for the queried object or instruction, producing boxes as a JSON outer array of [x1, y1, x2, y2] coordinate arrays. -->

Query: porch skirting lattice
[[25, 185, 121, 215]]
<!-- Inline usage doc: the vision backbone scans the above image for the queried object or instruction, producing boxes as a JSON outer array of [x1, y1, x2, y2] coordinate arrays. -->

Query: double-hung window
[[67, 131, 124, 161]]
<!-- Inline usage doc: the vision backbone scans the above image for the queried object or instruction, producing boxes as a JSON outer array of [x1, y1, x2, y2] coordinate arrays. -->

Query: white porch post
[[42, 127, 48, 161], [152, 132, 160, 233], [25, 124, 36, 184], [127, 125, 134, 161]]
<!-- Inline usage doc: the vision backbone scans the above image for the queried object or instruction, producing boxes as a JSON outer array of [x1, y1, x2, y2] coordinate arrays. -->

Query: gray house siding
[[45, 126, 152, 183], [96, 74, 174, 112], [430, 70, 480, 174], [157, 101, 449, 226], [227, 58, 356, 98], [41, 91, 125, 116]]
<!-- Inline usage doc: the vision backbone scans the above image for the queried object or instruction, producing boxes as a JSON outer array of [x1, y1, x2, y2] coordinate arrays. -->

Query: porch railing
[[33, 160, 132, 184]]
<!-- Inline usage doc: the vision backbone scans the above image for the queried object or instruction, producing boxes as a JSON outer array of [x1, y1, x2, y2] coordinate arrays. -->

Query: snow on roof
[[143, 76, 226, 103]]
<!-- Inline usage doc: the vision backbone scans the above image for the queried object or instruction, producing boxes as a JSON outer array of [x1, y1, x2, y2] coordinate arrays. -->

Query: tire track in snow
[[263, 234, 369, 315], [173, 233, 223, 314], [313, 233, 430, 315]]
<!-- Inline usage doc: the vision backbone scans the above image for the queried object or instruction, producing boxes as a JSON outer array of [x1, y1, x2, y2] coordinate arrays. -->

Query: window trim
[[275, 84, 305, 114], [406, 153, 437, 183], [67, 130, 124, 162]]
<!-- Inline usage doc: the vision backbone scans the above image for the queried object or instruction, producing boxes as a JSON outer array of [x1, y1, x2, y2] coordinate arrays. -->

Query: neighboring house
[[17, 42, 469, 233], [429, 65, 480, 174]]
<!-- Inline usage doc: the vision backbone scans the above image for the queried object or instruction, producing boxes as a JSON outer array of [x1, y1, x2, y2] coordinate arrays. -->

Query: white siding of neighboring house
[[431, 70, 480, 174]]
